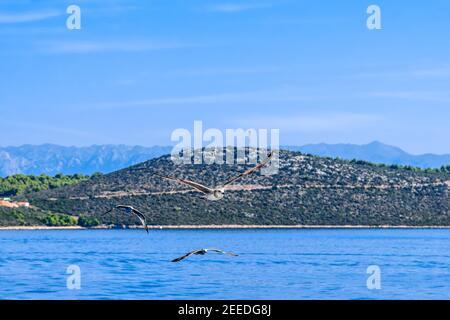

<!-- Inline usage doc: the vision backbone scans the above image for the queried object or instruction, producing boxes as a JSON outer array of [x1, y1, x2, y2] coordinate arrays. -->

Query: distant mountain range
[[287, 141, 450, 169], [0, 142, 449, 177], [0, 144, 172, 177]]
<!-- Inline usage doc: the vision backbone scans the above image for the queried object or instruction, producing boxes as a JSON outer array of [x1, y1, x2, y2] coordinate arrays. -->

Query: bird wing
[[131, 208, 149, 234], [223, 152, 273, 186], [171, 250, 202, 263], [116, 205, 132, 210], [208, 249, 239, 257], [101, 205, 130, 216], [101, 208, 115, 215], [156, 174, 213, 194]]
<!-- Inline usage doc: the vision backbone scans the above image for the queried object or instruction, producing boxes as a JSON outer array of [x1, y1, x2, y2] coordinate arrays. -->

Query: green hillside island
[[0, 173, 94, 197], [2, 149, 449, 228], [0, 173, 99, 227]]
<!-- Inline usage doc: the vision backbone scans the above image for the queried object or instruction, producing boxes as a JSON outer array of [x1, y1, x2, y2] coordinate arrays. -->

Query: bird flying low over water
[[171, 248, 239, 263], [157, 151, 273, 201], [103, 205, 149, 233]]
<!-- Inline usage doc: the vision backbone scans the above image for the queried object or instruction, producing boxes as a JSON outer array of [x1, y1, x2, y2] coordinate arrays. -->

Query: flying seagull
[[171, 248, 239, 263], [157, 151, 273, 201], [103, 205, 149, 233]]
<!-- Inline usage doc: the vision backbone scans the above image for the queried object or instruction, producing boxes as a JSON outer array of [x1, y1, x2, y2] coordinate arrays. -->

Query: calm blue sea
[[1, 228, 450, 300]]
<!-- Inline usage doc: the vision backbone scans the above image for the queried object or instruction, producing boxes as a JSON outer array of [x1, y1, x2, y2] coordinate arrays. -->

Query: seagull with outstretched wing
[[103, 205, 149, 233], [171, 248, 239, 263], [157, 152, 273, 201], [223, 152, 274, 186]]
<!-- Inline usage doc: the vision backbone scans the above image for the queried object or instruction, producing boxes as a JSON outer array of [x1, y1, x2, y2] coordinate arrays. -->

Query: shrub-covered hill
[[0, 173, 92, 197], [22, 150, 450, 227], [0, 207, 83, 227]]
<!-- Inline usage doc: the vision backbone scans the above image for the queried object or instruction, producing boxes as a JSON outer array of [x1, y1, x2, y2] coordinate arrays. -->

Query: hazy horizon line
[[1, 141, 449, 157]]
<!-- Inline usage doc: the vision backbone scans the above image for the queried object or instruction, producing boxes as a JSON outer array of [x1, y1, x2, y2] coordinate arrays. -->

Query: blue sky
[[0, 0, 449, 154]]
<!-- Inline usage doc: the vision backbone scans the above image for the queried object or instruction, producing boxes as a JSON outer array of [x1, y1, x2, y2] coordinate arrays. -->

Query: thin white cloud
[[366, 91, 450, 103], [410, 67, 450, 77], [206, 3, 270, 13], [38, 40, 191, 54], [346, 65, 450, 79], [93, 90, 321, 109], [0, 10, 61, 24], [263, 17, 348, 25], [232, 113, 382, 132], [168, 66, 281, 77], [0, 119, 94, 138], [76, 4, 140, 15], [0, 26, 66, 35]]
